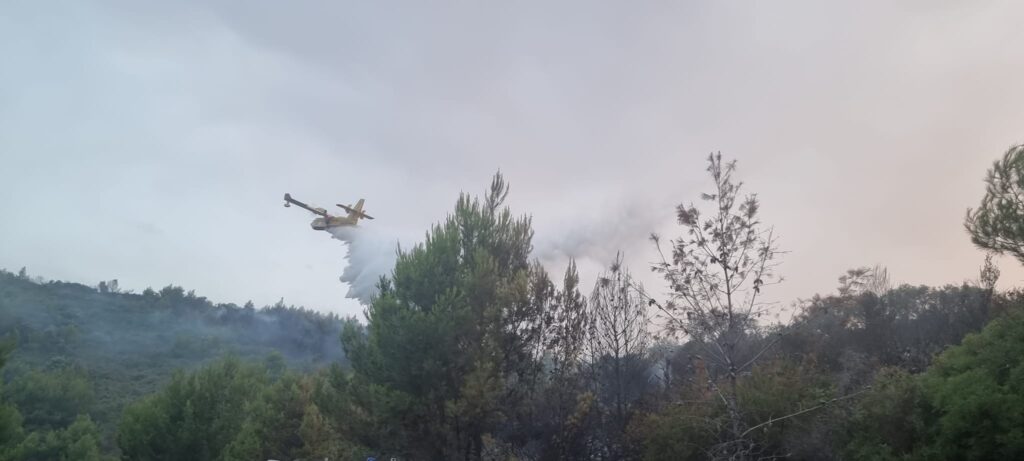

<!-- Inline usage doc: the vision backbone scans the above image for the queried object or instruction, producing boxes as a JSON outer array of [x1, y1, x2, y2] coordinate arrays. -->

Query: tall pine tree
[[342, 173, 557, 460]]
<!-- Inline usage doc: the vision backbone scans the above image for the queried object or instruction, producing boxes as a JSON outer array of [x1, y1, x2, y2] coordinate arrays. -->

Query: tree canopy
[[966, 143, 1024, 263]]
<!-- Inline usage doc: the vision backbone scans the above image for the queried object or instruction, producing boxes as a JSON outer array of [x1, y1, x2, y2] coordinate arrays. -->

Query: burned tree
[[587, 252, 650, 458]]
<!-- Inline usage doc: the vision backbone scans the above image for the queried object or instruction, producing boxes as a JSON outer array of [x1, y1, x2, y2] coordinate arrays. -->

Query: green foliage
[[530, 263, 597, 460], [343, 173, 564, 459], [117, 358, 367, 461], [0, 269, 352, 453], [0, 339, 24, 453], [0, 404, 21, 457], [918, 310, 1024, 459], [4, 368, 93, 431], [3, 415, 110, 461], [117, 357, 266, 461], [632, 359, 838, 460], [630, 401, 717, 461], [841, 310, 1024, 460], [632, 271, 1011, 460], [843, 368, 926, 460], [736, 360, 836, 456], [0, 338, 110, 461], [966, 143, 1024, 264]]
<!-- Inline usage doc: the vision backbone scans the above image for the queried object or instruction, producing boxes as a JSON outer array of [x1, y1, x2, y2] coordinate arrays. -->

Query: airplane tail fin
[[335, 199, 372, 220]]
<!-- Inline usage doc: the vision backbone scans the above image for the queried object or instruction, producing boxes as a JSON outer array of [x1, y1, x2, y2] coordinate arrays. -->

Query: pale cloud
[[1, 1, 1021, 317]]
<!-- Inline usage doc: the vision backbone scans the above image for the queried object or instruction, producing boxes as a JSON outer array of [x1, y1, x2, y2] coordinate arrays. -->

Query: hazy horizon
[[2, 1, 1022, 316]]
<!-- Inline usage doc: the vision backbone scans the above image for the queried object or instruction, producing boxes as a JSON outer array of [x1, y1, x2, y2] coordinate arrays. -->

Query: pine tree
[[342, 173, 558, 459], [966, 144, 1024, 263]]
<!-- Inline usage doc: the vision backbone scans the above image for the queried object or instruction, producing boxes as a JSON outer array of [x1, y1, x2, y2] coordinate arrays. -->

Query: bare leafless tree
[[587, 252, 650, 457]]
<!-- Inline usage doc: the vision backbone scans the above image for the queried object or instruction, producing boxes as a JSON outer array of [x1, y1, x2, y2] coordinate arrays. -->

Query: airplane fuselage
[[311, 216, 359, 230]]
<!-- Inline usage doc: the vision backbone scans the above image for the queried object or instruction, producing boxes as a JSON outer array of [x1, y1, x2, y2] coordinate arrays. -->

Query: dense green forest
[[0, 270, 352, 458], [2, 146, 1024, 460]]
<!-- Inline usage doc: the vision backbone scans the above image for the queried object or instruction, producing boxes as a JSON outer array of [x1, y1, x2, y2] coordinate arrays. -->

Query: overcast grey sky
[[1, 1, 1022, 317]]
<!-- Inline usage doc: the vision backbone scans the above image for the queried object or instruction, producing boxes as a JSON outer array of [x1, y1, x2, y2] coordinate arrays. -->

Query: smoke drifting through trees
[[532, 194, 669, 265], [329, 198, 667, 306]]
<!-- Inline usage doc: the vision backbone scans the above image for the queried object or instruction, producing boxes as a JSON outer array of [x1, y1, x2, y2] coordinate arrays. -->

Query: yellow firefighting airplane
[[283, 193, 374, 230]]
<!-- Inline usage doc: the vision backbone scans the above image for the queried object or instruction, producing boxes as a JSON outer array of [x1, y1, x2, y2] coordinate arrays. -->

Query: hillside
[[0, 268, 352, 450]]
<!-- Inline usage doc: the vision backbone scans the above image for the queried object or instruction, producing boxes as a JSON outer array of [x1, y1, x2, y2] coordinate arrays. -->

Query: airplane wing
[[284, 193, 329, 217]]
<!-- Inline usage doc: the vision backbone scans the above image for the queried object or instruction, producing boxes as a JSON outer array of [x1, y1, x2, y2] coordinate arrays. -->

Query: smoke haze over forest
[[2, 1, 1023, 316], [6, 4, 1024, 459]]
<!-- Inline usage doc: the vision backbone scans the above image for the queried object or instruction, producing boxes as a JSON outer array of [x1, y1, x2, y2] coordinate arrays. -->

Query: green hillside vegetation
[[0, 271, 353, 455]]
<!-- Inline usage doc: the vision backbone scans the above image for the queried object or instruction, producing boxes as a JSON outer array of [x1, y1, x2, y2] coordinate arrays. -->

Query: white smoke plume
[[533, 194, 671, 265], [326, 194, 671, 306], [529, 192, 676, 297], [327, 225, 405, 305]]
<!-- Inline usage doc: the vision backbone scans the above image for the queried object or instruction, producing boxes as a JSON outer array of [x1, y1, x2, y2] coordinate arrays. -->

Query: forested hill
[[0, 268, 351, 448]]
